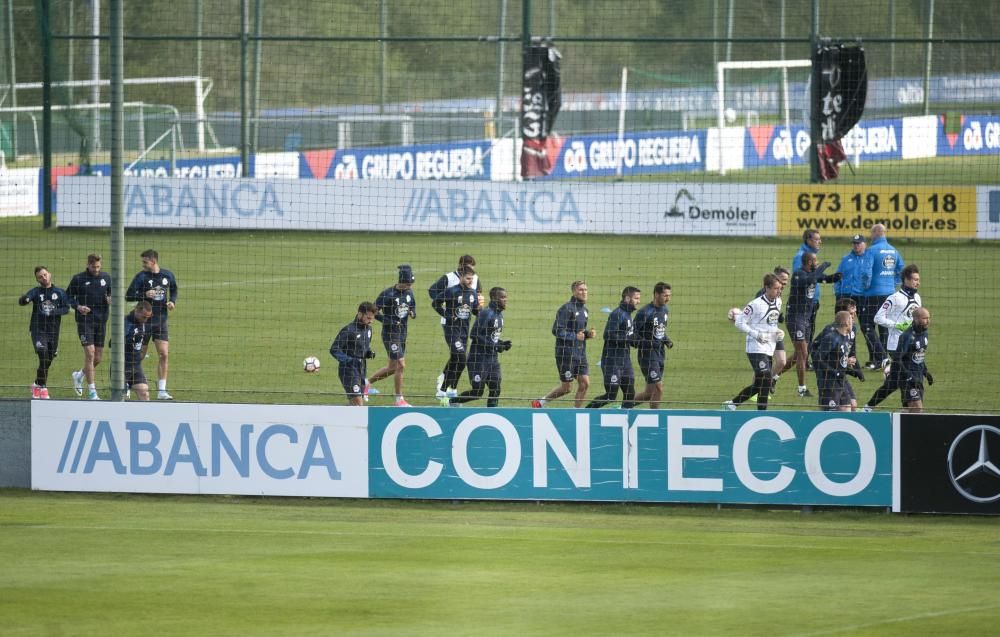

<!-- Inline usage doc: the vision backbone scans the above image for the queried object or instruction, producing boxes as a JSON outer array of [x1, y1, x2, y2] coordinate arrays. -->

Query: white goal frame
[[715, 59, 810, 174]]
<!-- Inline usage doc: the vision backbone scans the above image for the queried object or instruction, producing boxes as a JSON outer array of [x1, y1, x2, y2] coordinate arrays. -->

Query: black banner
[[812, 42, 867, 181], [520, 42, 562, 179], [898, 414, 1000, 514]]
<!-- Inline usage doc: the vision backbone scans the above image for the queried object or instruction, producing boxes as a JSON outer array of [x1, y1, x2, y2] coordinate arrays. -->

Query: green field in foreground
[[2, 216, 1000, 411], [0, 490, 997, 636]]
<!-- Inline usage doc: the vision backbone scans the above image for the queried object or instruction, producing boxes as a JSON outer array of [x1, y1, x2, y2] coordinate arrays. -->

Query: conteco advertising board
[[56, 176, 776, 236], [31, 402, 369, 497], [32, 404, 893, 507], [370, 409, 892, 506]]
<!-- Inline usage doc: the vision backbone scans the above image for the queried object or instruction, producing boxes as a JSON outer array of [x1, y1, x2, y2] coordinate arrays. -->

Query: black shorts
[[819, 379, 852, 410], [556, 353, 589, 382], [638, 352, 664, 384], [383, 339, 406, 361], [143, 315, 169, 343], [339, 369, 366, 398], [786, 313, 811, 342], [601, 362, 635, 388], [747, 353, 773, 376], [467, 357, 501, 388], [30, 330, 60, 356], [902, 380, 924, 404], [443, 327, 468, 355], [76, 318, 107, 347], [125, 363, 147, 388], [774, 338, 785, 352]]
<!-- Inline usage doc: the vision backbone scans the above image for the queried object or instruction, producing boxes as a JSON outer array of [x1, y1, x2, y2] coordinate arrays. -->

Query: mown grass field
[[1, 208, 999, 411], [1, 490, 997, 636]]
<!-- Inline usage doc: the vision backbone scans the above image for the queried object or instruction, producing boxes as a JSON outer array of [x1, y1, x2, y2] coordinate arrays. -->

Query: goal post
[[715, 59, 811, 175]]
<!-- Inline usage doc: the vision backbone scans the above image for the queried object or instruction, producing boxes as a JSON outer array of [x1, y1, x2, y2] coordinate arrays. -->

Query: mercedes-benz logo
[[947, 425, 1000, 504]]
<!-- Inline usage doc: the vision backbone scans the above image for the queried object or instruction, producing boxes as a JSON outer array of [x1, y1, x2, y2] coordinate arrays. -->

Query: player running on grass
[[125, 249, 178, 400], [19, 266, 72, 400], [369, 265, 417, 406], [725, 273, 784, 411], [450, 287, 511, 408], [586, 286, 640, 409], [330, 302, 377, 407], [67, 254, 112, 400], [532, 280, 595, 409]]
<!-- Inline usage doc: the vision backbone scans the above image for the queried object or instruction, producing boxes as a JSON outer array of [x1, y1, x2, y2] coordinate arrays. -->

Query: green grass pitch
[[1, 214, 999, 412], [1, 490, 997, 636]]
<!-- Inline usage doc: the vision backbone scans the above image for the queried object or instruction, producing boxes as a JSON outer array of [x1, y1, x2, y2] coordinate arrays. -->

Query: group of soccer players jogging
[[333, 235, 930, 413], [22, 238, 930, 413], [18, 250, 177, 401]]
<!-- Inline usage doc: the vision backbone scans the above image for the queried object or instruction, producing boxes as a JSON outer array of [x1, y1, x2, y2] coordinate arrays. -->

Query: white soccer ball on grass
[[303, 356, 321, 373]]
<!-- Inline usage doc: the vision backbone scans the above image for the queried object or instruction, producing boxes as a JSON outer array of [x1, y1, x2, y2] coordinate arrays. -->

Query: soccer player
[[632, 282, 673, 409], [428, 255, 483, 397], [812, 297, 864, 410], [725, 273, 784, 411], [811, 311, 864, 412], [896, 307, 932, 413], [18, 266, 72, 399], [862, 223, 905, 368], [450, 287, 512, 408], [67, 253, 112, 400], [737, 267, 789, 400], [431, 265, 480, 404], [863, 265, 922, 411], [781, 252, 841, 398], [125, 249, 178, 400], [532, 280, 596, 408], [586, 286, 640, 409], [369, 265, 417, 406], [329, 302, 377, 406], [124, 301, 154, 401], [792, 229, 823, 349]]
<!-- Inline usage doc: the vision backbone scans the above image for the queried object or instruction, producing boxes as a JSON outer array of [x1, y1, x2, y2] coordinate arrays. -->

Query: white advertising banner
[[31, 401, 369, 497], [58, 176, 777, 236], [0, 167, 40, 217], [978, 185, 1000, 240]]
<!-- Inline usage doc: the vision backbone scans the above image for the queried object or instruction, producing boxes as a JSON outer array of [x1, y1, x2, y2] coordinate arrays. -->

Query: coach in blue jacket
[[835, 235, 873, 345], [862, 223, 905, 368]]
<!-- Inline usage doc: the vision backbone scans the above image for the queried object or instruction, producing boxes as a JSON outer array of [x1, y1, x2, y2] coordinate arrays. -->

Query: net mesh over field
[[1, 0, 999, 412]]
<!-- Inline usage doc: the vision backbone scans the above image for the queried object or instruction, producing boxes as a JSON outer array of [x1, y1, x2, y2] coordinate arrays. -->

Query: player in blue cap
[[369, 265, 417, 406]]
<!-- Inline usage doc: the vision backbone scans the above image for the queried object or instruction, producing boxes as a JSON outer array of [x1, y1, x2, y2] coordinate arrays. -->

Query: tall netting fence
[[1, 0, 998, 412]]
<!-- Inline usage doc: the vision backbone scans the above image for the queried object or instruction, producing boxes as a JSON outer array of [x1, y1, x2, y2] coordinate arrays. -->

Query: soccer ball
[[303, 356, 321, 373], [727, 307, 741, 322]]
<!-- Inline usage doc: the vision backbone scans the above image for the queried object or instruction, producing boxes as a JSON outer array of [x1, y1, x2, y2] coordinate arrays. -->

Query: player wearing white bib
[[428, 255, 483, 398], [864, 265, 922, 411], [725, 273, 785, 411], [873, 264, 922, 356]]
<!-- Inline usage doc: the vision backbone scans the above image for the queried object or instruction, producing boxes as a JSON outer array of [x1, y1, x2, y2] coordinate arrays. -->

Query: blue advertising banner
[[369, 408, 893, 506], [544, 130, 706, 179], [302, 140, 491, 180], [936, 115, 1000, 157]]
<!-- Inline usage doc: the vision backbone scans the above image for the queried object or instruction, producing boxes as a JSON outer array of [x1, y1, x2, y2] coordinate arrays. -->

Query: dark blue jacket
[[787, 263, 837, 316], [811, 327, 852, 385], [375, 285, 416, 341], [552, 297, 589, 358], [123, 310, 148, 366], [67, 270, 113, 322], [330, 319, 374, 373], [600, 301, 636, 367], [897, 325, 929, 383], [19, 285, 72, 336], [634, 302, 671, 357], [469, 302, 505, 361], [793, 242, 821, 302], [126, 269, 178, 320]]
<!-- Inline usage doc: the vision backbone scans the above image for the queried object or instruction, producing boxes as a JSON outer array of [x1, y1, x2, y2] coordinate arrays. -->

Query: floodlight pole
[[109, 0, 125, 400], [239, 0, 249, 176], [40, 0, 52, 228]]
